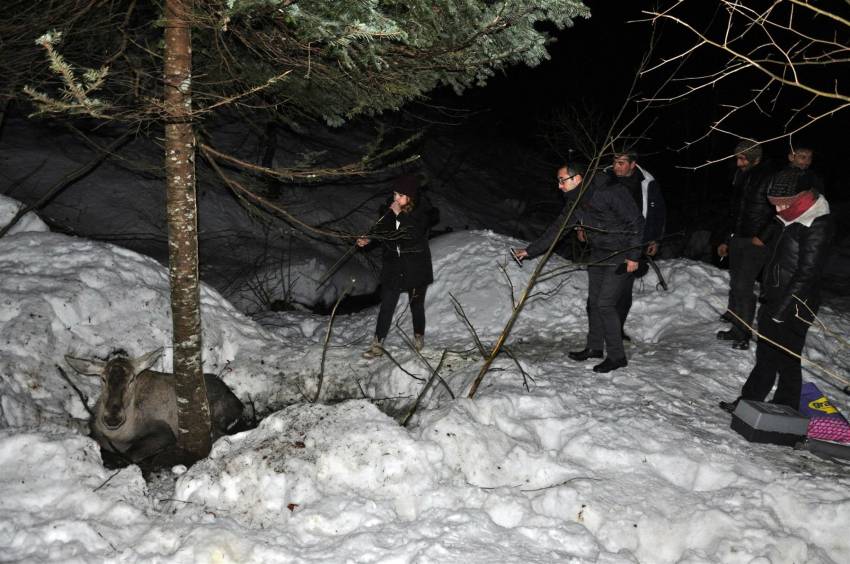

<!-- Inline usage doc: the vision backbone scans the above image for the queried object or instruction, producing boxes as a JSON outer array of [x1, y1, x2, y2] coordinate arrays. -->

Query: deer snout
[[101, 405, 126, 429]]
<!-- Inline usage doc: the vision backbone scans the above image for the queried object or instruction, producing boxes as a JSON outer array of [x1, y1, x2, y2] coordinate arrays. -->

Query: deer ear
[[133, 348, 163, 373], [65, 355, 106, 377]]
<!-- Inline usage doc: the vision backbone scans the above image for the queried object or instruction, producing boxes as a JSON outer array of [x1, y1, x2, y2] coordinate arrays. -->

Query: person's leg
[[597, 265, 631, 361], [409, 285, 427, 336], [734, 240, 767, 337], [375, 286, 402, 341], [726, 238, 766, 340], [771, 316, 810, 409], [724, 239, 741, 325], [585, 266, 605, 351], [616, 274, 635, 334], [740, 312, 783, 401]]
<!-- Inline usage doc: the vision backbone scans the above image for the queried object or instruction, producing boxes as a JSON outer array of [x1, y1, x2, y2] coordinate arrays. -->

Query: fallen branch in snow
[[317, 210, 391, 288], [519, 476, 599, 492], [450, 292, 532, 392], [395, 322, 455, 400], [401, 349, 450, 427], [449, 293, 488, 359], [380, 348, 425, 383], [93, 469, 122, 492], [497, 257, 517, 310], [501, 346, 533, 392], [314, 280, 354, 403]]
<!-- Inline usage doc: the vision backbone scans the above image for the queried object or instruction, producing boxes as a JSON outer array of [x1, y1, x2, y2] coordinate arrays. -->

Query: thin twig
[[395, 321, 455, 399], [724, 308, 850, 390], [792, 295, 850, 351], [314, 281, 354, 403], [93, 469, 122, 492], [502, 346, 534, 392], [56, 364, 94, 418], [449, 292, 488, 359], [400, 349, 450, 427]]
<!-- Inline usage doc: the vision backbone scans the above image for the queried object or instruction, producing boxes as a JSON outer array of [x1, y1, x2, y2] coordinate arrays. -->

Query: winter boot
[[592, 357, 628, 373], [414, 334, 425, 352], [568, 348, 603, 361], [362, 337, 384, 359], [719, 398, 741, 414]]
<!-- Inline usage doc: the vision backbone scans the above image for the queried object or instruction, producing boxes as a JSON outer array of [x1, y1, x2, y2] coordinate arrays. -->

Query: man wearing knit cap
[[786, 143, 826, 195], [720, 168, 833, 413], [716, 140, 774, 350]]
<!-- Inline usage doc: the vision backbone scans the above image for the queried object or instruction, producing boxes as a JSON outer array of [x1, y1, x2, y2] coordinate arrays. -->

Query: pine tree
[[19, 0, 589, 463]]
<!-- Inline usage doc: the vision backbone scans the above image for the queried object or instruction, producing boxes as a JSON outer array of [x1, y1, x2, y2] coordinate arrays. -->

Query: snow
[[1, 192, 850, 563]]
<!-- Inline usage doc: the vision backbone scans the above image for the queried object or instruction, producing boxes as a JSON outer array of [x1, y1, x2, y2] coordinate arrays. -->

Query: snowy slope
[[1, 195, 850, 563]]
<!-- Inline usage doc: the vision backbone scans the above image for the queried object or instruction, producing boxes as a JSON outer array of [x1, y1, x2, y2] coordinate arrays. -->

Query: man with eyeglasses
[[514, 161, 644, 373]]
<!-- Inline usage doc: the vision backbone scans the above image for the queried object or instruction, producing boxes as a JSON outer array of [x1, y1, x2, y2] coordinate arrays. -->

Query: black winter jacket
[[371, 197, 435, 290], [526, 175, 644, 261], [727, 162, 774, 240], [761, 196, 833, 321], [609, 167, 666, 244]]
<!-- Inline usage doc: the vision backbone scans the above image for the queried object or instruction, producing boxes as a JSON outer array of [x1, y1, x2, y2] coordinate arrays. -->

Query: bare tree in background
[[646, 0, 849, 157]]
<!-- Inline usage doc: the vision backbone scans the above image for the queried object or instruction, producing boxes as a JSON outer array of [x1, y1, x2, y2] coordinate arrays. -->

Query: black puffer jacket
[[526, 174, 644, 261], [728, 162, 774, 240], [372, 197, 435, 290], [761, 196, 833, 321], [609, 167, 666, 244]]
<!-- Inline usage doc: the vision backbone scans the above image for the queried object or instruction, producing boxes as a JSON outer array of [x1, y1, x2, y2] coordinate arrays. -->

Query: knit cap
[[734, 140, 763, 163], [767, 168, 813, 205], [392, 174, 419, 200]]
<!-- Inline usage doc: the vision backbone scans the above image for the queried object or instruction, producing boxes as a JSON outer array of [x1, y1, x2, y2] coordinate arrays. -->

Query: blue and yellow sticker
[[808, 395, 838, 414]]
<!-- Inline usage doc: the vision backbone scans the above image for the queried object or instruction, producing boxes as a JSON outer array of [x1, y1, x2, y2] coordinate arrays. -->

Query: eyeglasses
[[557, 175, 577, 184]]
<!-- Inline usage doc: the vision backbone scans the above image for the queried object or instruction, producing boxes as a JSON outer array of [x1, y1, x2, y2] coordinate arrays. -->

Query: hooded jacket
[[761, 195, 833, 321]]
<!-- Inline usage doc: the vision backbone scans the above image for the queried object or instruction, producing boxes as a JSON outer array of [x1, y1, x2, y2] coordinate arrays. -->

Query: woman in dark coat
[[721, 168, 833, 412], [356, 174, 434, 358]]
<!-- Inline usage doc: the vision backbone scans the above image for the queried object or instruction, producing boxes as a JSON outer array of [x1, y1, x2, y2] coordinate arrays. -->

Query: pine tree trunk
[[163, 0, 211, 460]]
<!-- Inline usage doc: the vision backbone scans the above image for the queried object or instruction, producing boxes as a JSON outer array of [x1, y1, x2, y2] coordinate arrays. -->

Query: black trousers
[[375, 285, 427, 341], [740, 308, 811, 409], [616, 260, 650, 332], [726, 237, 767, 339], [586, 263, 631, 360]]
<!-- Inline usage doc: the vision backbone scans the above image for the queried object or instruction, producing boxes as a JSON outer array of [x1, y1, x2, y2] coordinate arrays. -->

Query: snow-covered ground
[[2, 195, 849, 563]]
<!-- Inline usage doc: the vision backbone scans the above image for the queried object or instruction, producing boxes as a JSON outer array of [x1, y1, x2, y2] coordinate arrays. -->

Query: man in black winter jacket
[[608, 150, 666, 340], [717, 140, 774, 349], [720, 168, 833, 412], [514, 161, 644, 373]]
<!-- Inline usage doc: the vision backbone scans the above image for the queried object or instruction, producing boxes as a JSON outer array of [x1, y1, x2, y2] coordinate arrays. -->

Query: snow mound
[[0, 194, 50, 234], [174, 401, 443, 527], [0, 231, 300, 429], [401, 230, 730, 345]]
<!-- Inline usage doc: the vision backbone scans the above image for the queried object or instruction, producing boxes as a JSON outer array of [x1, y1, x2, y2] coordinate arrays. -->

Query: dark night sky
[[430, 0, 847, 239]]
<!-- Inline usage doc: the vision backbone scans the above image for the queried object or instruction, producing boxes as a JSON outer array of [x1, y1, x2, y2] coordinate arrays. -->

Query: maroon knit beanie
[[392, 174, 419, 201]]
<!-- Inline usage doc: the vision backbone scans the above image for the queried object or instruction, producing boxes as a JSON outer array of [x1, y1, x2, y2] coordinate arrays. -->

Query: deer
[[65, 348, 244, 466]]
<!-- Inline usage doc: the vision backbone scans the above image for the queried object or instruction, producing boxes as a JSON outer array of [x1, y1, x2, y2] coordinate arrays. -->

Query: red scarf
[[778, 191, 816, 222]]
